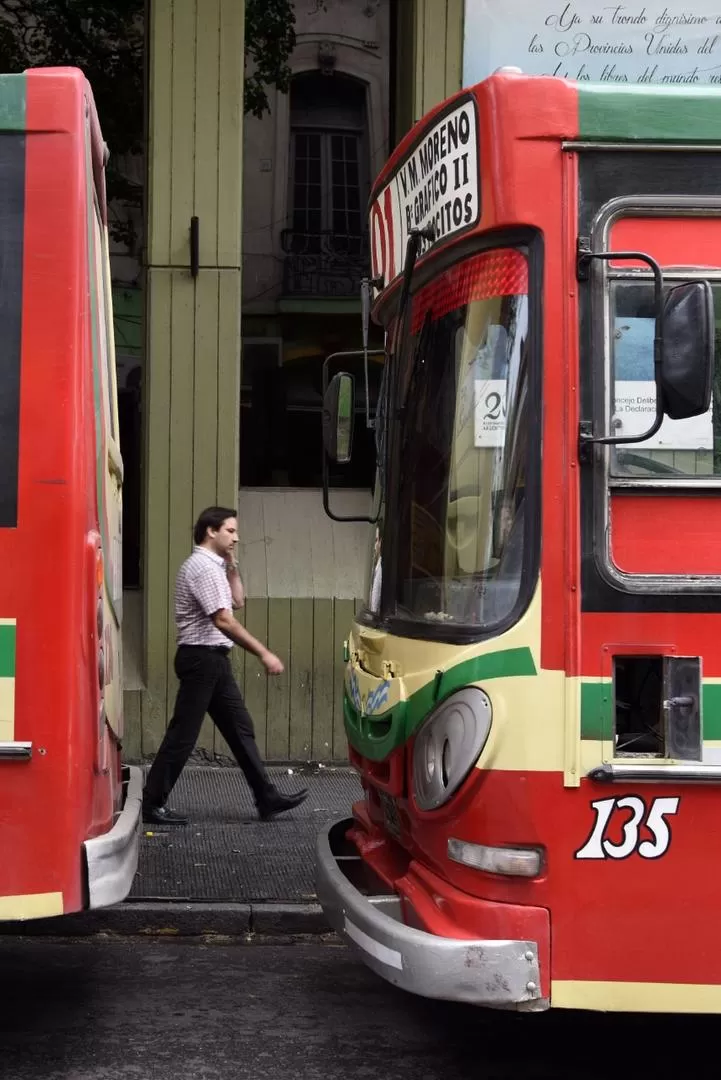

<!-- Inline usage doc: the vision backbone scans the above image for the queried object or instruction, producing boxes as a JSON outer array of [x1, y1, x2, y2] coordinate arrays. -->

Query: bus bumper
[[316, 818, 545, 1009], [83, 764, 142, 909]]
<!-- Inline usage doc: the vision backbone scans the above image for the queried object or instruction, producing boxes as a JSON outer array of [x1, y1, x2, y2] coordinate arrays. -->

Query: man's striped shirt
[[175, 546, 233, 649]]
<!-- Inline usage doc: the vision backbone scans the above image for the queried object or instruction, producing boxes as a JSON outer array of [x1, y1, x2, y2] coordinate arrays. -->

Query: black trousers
[[143, 645, 274, 809]]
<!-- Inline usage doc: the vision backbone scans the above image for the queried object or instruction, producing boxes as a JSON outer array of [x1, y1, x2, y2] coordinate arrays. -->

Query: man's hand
[[225, 554, 245, 608], [261, 650, 284, 676]]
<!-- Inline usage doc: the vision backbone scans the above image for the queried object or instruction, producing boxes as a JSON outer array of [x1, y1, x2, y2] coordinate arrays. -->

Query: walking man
[[142, 506, 308, 825]]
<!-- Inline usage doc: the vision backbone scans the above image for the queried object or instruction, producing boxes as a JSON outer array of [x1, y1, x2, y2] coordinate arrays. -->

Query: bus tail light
[[412, 688, 492, 811], [448, 838, 542, 878]]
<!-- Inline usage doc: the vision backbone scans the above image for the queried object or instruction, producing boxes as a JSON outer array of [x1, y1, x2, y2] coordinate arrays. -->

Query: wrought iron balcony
[[280, 229, 369, 299]]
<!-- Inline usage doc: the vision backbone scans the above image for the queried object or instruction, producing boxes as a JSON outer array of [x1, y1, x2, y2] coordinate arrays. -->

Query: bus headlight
[[413, 688, 492, 811], [448, 838, 542, 877]]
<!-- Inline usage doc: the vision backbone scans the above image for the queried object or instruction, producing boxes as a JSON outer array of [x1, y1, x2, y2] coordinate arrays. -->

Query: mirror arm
[[578, 249, 665, 450], [321, 447, 377, 524], [361, 276, 383, 431]]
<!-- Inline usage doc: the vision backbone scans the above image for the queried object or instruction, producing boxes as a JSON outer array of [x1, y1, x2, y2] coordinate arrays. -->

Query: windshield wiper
[[391, 223, 436, 363], [401, 310, 432, 420]]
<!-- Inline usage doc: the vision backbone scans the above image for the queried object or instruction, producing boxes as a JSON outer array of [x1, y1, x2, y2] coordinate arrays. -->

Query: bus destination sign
[[369, 98, 480, 289]]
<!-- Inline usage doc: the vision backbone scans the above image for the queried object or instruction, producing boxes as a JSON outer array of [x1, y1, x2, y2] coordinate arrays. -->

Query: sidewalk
[[131, 764, 361, 902], [0, 765, 361, 939]]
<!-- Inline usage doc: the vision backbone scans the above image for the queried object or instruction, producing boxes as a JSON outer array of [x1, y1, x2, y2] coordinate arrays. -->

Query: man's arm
[[212, 608, 284, 674]]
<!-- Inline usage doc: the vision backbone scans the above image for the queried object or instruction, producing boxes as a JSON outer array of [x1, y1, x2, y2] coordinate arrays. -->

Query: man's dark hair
[[193, 506, 237, 545]]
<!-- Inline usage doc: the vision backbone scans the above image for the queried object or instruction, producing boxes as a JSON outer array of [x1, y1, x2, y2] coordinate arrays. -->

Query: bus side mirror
[[661, 281, 714, 421], [322, 372, 355, 464]]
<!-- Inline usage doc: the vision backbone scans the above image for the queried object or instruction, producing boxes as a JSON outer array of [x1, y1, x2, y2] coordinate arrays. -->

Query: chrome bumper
[[83, 764, 142, 909], [315, 818, 543, 1009]]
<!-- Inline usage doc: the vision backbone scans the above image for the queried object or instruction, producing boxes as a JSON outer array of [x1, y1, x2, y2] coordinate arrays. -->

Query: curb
[[0, 901, 332, 940]]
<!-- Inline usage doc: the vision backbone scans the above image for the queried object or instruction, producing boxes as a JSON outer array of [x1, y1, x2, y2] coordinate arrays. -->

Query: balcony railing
[[280, 229, 369, 299]]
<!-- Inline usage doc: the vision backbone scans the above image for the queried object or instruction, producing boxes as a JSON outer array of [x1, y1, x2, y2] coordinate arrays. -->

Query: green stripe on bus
[[578, 84, 721, 144], [702, 686, 721, 740], [0, 75, 26, 132], [580, 681, 612, 742], [581, 680, 721, 741], [404, 645, 537, 731], [345, 645, 537, 762], [0, 624, 16, 678]]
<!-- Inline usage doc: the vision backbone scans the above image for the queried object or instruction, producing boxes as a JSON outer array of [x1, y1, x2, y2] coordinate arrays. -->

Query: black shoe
[[142, 804, 189, 826], [257, 788, 308, 821]]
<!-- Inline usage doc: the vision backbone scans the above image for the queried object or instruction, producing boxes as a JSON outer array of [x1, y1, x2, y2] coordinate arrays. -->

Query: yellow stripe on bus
[[552, 979, 721, 1013], [0, 677, 15, 741], [476, 663, 565, 774], [0, 892, 63, 920]]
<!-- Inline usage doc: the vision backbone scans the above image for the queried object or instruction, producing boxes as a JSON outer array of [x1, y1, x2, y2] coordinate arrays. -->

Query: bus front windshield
[[387, 246, 535, 633]]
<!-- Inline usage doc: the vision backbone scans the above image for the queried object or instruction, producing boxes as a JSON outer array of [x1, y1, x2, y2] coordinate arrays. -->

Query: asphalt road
[[0, 937, 712, 1079]]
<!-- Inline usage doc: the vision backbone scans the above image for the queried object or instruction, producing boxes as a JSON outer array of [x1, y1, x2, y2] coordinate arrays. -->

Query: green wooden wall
[[127, 598, 362, 763], [138, 0, 244, 760], [395, 0, 464, 141], [414, 0, 464, 118], [217, 598, 362, 763]]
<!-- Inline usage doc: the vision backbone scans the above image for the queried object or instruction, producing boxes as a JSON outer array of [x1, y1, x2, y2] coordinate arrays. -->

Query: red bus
[[0, 68, 141, 920], [318, 70, 721, 1013]]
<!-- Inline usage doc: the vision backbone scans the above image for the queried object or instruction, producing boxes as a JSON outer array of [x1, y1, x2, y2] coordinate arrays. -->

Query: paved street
[[0, 937, 712, 1079]]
